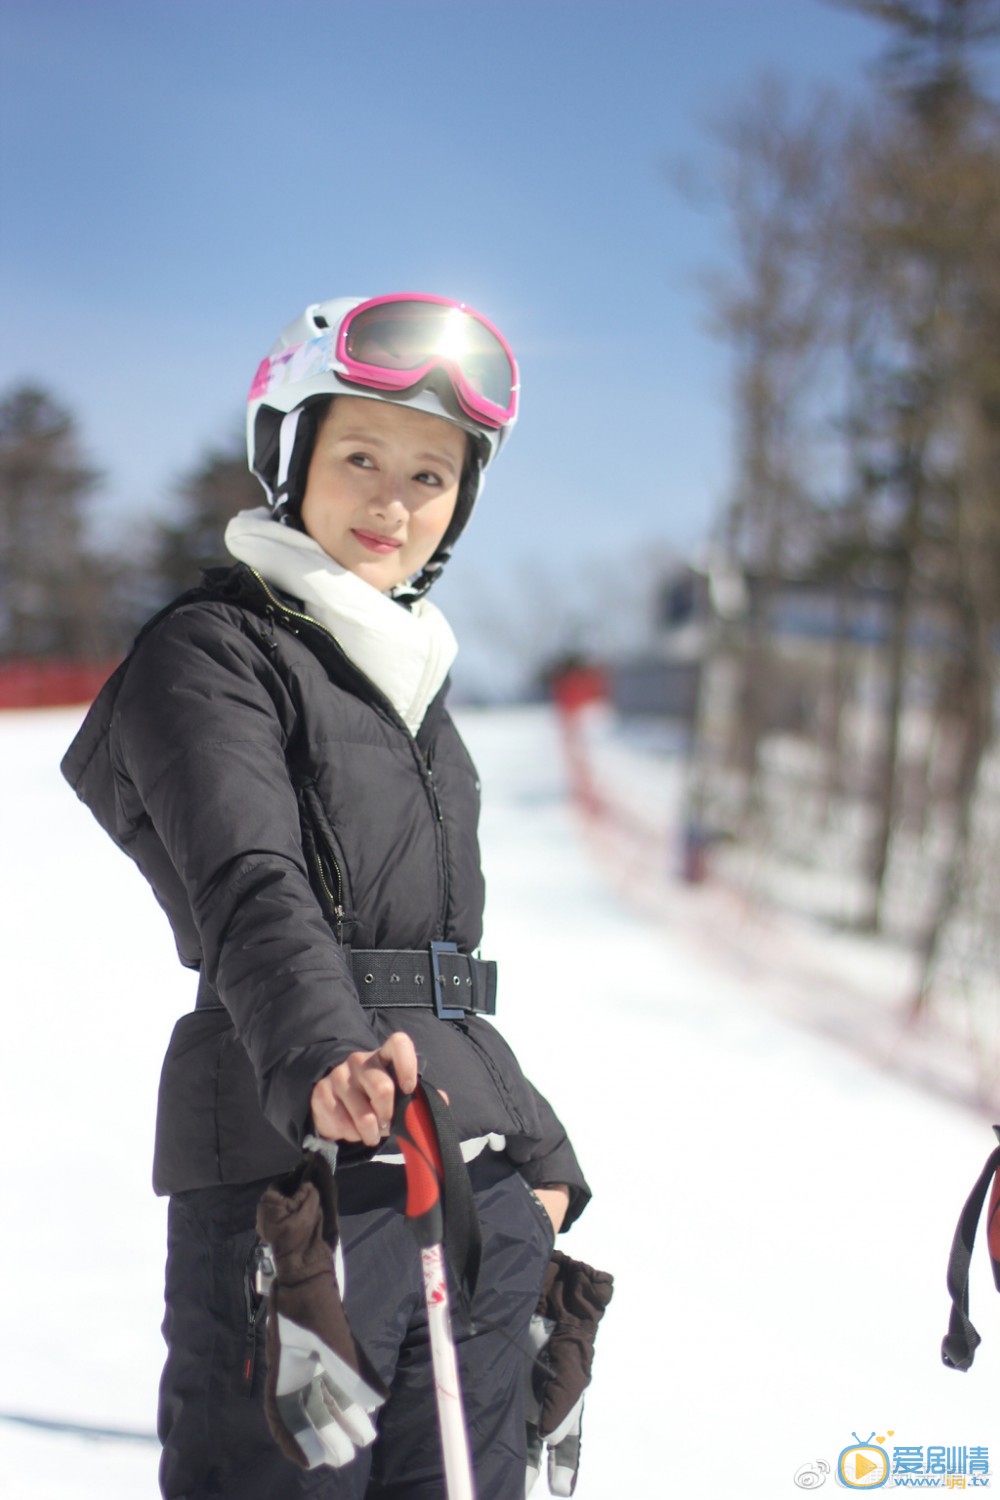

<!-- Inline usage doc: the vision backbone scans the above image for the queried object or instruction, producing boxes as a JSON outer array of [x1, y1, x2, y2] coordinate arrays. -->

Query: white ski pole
[[393, 1085, 476, 1500]]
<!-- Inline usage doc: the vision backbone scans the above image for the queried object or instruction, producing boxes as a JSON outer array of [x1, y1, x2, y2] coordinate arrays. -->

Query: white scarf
[[224, 509, 458, 736]]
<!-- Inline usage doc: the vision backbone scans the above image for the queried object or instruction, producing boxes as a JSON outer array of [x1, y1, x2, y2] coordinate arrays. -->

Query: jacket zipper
[[245, 565, 451, 941], [246, 567, 336, 638], [425, 754, 449, 931], [297, 777, 349, 942], [313, 848, 347, 943], [425, 760, 443, 821]]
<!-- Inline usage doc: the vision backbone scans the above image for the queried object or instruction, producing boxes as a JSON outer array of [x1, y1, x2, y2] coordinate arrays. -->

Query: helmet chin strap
[[273, 409, 302, 506], [391, 553, 448, 606], [393, 466, 480, 604]]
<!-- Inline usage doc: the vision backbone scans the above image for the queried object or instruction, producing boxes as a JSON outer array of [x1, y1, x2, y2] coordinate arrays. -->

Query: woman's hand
[[310, 1032, 418, 1147], [534, 1184, 570, 1237]]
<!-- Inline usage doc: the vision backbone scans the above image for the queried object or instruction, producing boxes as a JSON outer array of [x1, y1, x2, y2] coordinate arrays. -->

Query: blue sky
[[1, 0, 889, 638]]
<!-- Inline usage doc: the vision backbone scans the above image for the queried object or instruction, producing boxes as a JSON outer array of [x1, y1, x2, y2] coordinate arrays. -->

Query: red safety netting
[[0, 660, 118, 710]]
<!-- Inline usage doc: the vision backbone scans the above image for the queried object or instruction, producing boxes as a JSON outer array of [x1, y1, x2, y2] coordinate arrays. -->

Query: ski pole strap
[[941, 1128, 1000, 1372], [391, 1083, 483, 1310]]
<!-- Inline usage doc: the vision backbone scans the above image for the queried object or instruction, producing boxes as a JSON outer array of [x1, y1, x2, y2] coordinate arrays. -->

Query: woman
[[62, 294, 601, 1500]]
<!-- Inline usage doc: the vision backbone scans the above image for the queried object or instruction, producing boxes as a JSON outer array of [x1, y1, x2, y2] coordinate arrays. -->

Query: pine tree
[[144, 437, 261, 609], [0, 385, 115, 659]]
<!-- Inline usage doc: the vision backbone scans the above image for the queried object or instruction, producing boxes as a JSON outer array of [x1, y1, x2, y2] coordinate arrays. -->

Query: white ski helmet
[[246, 294, 519, 596]]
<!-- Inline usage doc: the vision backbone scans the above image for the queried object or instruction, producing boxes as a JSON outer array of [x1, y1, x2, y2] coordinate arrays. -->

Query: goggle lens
[[341, 299, 516, 419]]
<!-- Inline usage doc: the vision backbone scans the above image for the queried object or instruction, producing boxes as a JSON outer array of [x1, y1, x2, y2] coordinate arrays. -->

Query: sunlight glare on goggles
[[436, 307, 470, 362]]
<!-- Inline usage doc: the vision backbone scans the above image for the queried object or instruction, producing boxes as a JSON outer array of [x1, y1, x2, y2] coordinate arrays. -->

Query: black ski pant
[[158, 1150, 555, 1499]]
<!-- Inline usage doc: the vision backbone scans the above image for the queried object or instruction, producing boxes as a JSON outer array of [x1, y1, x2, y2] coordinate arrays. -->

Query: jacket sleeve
[[507, 1079, 591, 1231], [113, 603, 380, 1146]]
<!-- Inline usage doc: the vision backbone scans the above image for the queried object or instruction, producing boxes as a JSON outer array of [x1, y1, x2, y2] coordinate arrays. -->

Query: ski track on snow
[[1, 704, 996, 1498]]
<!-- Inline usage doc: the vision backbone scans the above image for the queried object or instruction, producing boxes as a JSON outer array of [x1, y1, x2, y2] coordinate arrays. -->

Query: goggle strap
[[276, 409, 302, 495]]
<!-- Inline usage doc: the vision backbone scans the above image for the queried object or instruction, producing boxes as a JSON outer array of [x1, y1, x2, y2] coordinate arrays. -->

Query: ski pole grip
[[392, 1085, 445, 1248]]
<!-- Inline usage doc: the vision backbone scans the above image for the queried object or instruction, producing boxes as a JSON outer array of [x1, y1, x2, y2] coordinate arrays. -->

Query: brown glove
[[525, 1250, 614, 1496], [255, 1153, 387, 1470]]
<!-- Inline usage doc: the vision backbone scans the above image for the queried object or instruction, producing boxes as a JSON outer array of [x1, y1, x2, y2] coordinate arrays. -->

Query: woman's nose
[[369, 472, 408, 517]]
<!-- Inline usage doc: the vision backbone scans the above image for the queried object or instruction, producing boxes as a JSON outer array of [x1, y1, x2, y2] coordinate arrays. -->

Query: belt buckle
[[429, 940, 465, 1020]]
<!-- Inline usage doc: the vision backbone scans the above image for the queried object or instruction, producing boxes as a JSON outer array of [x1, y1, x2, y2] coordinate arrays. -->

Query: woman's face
[[299, 396, 466, 592]]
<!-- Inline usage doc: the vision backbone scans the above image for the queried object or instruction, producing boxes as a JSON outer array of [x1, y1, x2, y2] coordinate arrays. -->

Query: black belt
[[350, 943, 497, 1019]]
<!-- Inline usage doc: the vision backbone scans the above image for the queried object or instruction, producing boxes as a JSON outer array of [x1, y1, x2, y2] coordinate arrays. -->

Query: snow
[[1, 703, 997, 1498]]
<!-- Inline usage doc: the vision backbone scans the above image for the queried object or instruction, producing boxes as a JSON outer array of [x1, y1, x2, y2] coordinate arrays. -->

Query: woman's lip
[[352, 528, 402, 554]]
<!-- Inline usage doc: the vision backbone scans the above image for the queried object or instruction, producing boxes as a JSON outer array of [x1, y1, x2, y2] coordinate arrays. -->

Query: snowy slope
[[1, 705, 996, 1499]]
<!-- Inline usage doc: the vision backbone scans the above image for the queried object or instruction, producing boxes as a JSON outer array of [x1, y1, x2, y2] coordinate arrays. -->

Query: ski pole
[[392, 1084, 476, 1500]]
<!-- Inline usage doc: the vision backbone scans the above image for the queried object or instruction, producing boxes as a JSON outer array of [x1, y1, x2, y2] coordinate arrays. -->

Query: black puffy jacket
[[62, 566, 588, 1224]]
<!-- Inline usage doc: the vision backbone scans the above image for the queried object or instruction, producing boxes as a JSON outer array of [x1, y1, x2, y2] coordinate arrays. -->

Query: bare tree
[[829, 0, 1000, 937], [700, 80, 843, 823], [692, 0, 1000, 1018]]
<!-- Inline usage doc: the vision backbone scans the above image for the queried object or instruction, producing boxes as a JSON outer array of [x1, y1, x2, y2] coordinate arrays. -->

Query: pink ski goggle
[[335, 294, 519, 430]]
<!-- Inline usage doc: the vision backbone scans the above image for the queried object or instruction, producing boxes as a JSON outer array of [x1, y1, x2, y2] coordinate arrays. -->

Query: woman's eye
[[415, 470, 442, 487], [348, 452, 375, 469]]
